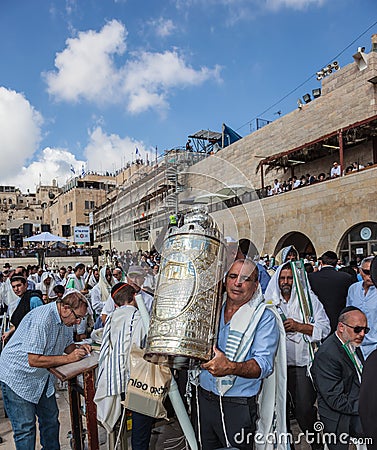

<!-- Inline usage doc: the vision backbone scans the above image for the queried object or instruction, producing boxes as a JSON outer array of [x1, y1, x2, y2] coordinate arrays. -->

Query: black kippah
[[338, 306, 362, 318]]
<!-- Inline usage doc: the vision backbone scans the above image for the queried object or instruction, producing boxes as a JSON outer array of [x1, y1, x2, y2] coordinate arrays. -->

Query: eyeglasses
[[361, 268, 371, 275], [341, 322, 370, 334], [70, 308, 86, 321]]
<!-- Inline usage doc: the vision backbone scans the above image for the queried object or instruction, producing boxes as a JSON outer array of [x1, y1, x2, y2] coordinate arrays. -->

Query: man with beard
[[311, 306, 367, 450], [265, 263, 330, 450]]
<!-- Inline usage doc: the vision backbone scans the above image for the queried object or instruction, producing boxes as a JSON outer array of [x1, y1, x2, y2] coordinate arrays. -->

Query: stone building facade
[[47, 174, 116, 239], [175, 35, 377, 262]]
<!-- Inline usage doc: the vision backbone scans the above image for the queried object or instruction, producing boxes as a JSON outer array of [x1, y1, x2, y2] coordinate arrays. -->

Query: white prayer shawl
[[256, 304, 287, 450], [37, 272, 57, 300], [66, 273, 85, 291], [4, 278, 19, 317], [88, 268, 112, 316], [97, 267, 114, 302], [87, 272, 99, 289], [94, 305, 145, 433], [264, 264, 330, 368]]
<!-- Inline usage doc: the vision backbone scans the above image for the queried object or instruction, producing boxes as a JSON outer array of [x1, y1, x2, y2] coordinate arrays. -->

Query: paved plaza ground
[[0, 386, 311, 450], [0, 386, 186, 449]]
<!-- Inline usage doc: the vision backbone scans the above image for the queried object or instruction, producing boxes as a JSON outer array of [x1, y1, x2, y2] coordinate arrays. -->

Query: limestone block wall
[[184, 50, 377, 194], [210, 166, 377, 256]]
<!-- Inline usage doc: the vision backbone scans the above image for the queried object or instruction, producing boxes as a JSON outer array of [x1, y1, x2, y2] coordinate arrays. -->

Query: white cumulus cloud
[[122, 50, 221, 113], [44, 20, 221, 113], [83, 126, 153, 173], [45, 19, 127, 103], [2, 147, 85, 193], [0, 87, 43, 181]]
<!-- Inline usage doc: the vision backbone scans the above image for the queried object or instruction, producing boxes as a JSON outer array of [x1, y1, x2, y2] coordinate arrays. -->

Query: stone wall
[[183, 50, 377, 193], [179, 42, 377, 258], [210, 166, 377, 256]]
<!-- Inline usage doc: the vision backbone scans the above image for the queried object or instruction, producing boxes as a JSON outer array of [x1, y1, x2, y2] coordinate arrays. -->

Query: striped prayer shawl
[[94, 307, 139, 432], [97, 309, 137, 396]]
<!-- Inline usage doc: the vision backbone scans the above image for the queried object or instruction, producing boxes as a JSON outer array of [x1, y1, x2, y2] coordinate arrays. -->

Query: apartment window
[[69, 202, 73, 212], [85, 200, 95, 209], [64, 205, 67, 214]]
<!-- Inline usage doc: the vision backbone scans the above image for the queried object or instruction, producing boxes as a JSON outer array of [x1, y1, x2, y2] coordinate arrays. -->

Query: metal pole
[[135, 295, 198, 450]]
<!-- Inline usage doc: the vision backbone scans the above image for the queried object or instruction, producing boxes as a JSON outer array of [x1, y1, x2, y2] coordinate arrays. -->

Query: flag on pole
[[81, 164, 85, 177], [70, 164, 75, 174], [136, 147, 140, 156]]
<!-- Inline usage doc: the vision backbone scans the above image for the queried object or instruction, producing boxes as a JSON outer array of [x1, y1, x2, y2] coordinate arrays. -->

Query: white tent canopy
[[24, 232, 69, 244], [193, 193, 230, 204], [217, 184, 250, 197]]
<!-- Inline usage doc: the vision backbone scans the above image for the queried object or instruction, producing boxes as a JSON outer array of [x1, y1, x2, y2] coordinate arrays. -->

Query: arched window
[[338, 222, 377, 265]]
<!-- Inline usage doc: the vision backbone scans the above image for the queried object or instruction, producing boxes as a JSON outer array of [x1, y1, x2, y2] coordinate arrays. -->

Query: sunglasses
[[361, 268, 371, 275], [342, 322, 370, 334]]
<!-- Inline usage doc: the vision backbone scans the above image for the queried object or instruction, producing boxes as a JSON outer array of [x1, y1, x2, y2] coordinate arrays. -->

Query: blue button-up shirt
[[347, 281, 377, 358], [199, 306, 279, 396], [0, 302, 74, 403]]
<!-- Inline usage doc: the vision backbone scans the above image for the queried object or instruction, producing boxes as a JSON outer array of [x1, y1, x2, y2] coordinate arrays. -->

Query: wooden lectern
[[50, 352, 99, 450]]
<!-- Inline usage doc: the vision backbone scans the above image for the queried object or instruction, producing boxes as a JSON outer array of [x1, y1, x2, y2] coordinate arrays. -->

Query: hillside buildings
[[1, 35, 377, 264]]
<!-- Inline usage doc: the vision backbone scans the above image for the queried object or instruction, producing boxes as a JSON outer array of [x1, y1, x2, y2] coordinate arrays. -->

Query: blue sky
[[1, 0, 376, 192]]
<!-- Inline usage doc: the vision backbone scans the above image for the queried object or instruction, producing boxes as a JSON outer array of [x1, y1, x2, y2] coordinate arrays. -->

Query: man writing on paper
[[0, 290, 91, 450]]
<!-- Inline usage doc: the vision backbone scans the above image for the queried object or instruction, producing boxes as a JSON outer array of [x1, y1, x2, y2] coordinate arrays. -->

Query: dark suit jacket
[[359, 349, 377, 449], [309, 267, 354, 332], [311, 333, 363, 436]]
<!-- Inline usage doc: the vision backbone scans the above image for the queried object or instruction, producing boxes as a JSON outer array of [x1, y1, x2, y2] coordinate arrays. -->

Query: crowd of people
[[0, 242, 376, 450], [265, 160, 373, 197]]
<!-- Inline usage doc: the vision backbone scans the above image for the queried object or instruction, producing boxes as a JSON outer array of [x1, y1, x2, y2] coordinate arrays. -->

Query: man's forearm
[[28, 353, 75, 368], [28, 345, 91, 368], [229, 358, 261, 378], [284, 318, 313, 336], [201, 348, 262, 378], [296, 323, 313, 336]]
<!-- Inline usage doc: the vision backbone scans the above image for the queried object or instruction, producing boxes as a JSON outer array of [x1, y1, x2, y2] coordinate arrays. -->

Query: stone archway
[[274, 231, 316, 259], [338, 221, 377, 265]]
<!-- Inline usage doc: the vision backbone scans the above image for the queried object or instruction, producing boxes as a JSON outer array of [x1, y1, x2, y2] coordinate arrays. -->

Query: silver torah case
[[144, 208, 225, 369]]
